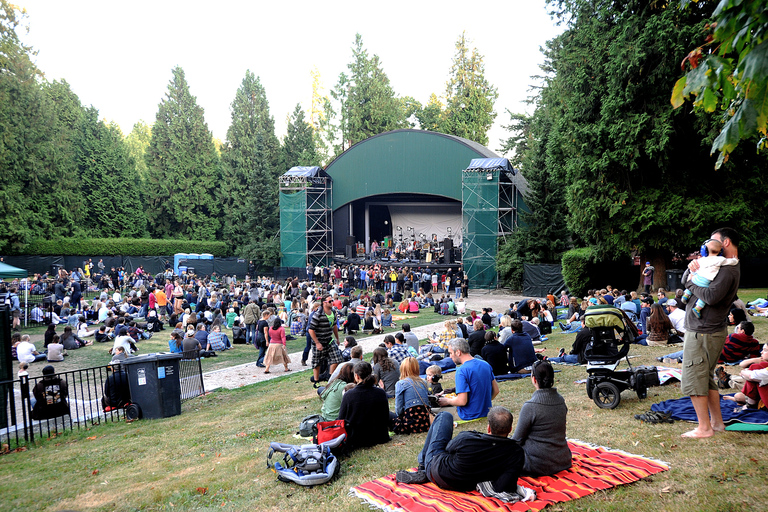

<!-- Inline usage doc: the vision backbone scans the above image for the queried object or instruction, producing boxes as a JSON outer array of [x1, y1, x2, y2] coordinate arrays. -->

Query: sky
[[17, 0, 564, 156]]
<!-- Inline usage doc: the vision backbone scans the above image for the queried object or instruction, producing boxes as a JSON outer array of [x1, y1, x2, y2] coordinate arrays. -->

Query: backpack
[[298, 414, 323, 438], [267, 435, 345, 487]]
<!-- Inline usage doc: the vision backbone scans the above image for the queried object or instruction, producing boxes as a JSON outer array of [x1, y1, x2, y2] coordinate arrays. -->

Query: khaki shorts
[[681, 329, 727, 396]]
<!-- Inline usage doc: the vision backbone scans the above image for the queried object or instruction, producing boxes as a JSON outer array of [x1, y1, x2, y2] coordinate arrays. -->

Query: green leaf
[[671, 77, 687, 108], [748, 82, 768, 133], [739, 40, 768, 84], [712, 114, 741, 155], [701, 87, 718, 112]]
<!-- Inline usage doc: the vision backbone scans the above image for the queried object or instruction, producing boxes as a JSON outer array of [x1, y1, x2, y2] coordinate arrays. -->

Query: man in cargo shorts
[[680, 227, 740, 439], [308, 295, 343, 384]]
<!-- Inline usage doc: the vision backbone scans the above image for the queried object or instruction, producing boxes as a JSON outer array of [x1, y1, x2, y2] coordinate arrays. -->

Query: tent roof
[[281, 166, 331, 178], [0, 261, 28, 279], [464, 158, 516, 174]]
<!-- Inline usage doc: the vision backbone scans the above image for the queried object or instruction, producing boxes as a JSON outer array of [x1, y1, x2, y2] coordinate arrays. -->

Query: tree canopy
[[498, 0, 768, 287], [145, 66, 222, 241], [672, 0, 768, 168]]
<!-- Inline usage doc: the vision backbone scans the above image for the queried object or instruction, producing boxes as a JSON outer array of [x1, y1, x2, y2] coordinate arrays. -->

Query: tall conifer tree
[[282, 104, 319, 169], [76, 107, 146, 237], [145, 66, 221, 240], [442, 32, 498, 146], [220, 71, 281, 262]]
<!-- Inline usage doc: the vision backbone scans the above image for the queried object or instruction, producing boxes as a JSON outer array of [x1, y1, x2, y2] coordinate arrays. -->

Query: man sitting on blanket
[[396, 406, 529, 502]]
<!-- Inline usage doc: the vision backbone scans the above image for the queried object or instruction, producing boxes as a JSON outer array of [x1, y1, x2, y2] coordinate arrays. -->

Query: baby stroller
[[583, 306, 659, 409]]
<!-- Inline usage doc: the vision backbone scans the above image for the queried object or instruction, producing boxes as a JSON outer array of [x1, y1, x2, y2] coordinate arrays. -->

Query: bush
[[561, 247, 593, 297], [15, 238, 229, 257]]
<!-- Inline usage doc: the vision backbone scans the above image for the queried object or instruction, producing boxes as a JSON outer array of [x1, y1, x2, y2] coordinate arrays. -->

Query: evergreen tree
[[332, 34, 407, 150], [220, 70, 281, 263], [442, 32, 498, 145], [0, 2, 84, 250], [536, 0, 768, 261], [75, 107, 146, 237], [415, 93, 445, 132], [124, 120, 152, 182], [282, 103, 319, 168], [145, 66, 221, 240]]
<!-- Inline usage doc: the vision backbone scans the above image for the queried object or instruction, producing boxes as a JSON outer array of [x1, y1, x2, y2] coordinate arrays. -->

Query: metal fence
[[0, 358, 204, 448]]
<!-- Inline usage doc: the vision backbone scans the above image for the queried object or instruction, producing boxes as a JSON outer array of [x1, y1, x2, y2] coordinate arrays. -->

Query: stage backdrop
[[387, 204, 462, 245]]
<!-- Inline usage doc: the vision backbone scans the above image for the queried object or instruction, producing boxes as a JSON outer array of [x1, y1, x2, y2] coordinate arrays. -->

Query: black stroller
[[583, 306, 659, 409]]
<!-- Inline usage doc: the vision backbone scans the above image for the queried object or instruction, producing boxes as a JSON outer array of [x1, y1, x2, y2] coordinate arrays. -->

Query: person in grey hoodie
[[512, 360, 572, 476]]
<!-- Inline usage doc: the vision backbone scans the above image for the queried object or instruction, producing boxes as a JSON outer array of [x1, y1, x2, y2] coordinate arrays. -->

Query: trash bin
[[121, 353, 183, 420], [666, 269, 685, 291]]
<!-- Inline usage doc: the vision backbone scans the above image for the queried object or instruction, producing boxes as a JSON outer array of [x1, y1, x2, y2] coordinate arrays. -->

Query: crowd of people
[[10, 226, 767, 501]]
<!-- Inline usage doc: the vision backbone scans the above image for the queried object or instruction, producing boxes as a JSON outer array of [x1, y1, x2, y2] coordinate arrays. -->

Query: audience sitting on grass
[[319, 363, 356, 421], [481, 331, 510, 376], [393, 357, 431, 434], [394, 332, 419, 358], [15, 334, 47, 363], [337, 361, 391, 450], [61, 325, 91, 349], [512, 360, 573, 476], [659, 320, 760, 364], [384, 334, 410, 363], [504, 320, 537, 374], [372, 347, 400, 398], [46, 335, 67, 362], [111, 327, 136, 356], [168, 332, 184, 354], [723, 343, 768, 410], [425, 365, 443, 395]]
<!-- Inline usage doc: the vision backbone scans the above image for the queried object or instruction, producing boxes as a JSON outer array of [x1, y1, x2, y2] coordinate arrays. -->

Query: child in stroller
[[584, 305, 659, 409]]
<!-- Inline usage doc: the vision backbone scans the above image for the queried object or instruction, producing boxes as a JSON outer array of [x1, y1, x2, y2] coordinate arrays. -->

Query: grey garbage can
[[121, 353, 182, 420], [666, 269, 685, 291]]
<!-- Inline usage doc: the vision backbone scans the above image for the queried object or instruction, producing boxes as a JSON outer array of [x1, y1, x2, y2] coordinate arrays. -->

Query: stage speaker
[[443, 238, 453, 264], [346, 245, 354, 259], [346, 236, 356, 246]]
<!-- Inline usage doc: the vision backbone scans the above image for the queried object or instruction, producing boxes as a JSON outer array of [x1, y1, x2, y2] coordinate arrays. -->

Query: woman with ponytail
[[337, 361, 391, 450], [512, 360, 572, 476]]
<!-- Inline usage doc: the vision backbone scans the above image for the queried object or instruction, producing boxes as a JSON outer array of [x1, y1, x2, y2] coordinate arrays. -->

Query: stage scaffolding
[[279, 167, 333, 268], [462, 158, 518, 289]]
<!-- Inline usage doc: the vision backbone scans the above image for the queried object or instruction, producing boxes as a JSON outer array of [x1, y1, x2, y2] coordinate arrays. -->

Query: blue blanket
[[418, 357, 456, 376], [651, 395, 768, 425]]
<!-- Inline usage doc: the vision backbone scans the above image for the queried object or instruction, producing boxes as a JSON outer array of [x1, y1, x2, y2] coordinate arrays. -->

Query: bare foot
[[681, 428, 714, 438], [712, 425, 726, 433]]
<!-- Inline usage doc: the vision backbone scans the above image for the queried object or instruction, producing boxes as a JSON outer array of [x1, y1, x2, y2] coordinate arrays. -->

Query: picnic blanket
[[651, 395, 768, 425], [350, 439, 668, 512]]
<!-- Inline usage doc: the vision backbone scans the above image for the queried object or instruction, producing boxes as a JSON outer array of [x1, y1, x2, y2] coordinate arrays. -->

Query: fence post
[[19, 374, 31, 443]]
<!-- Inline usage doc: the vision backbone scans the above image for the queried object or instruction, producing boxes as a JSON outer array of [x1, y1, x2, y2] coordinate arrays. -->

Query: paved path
[[202, 289, 522, 391]]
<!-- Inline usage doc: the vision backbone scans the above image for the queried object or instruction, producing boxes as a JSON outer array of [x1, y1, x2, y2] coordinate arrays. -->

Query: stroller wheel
[[593, 382, 621, 409]]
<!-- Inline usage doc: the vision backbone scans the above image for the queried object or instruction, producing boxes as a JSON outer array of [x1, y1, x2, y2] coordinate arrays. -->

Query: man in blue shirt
[[437, 338, 498, 420]]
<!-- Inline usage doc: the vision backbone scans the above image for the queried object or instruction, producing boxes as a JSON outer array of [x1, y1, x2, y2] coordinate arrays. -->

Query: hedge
[[561, 247, 593, 297], [14, 238, 229, 257]]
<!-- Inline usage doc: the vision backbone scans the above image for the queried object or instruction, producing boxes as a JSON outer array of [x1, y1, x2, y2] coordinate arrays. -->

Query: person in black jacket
[[481, 331, 509, 375], [337, 361, 391, 450], [396, 406, 525, 498], [467, 319, 486, 356]]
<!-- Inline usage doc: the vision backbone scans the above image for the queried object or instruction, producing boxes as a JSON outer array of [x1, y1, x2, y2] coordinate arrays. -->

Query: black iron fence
[[0, 357, 204, 448]]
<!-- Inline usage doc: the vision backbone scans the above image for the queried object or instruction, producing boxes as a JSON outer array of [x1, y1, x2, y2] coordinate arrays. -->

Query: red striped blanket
[[350, 440, 668, 512]]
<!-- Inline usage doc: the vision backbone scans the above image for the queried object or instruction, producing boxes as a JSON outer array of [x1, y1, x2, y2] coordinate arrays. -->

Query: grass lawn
[[4, 291, 768, 511]]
